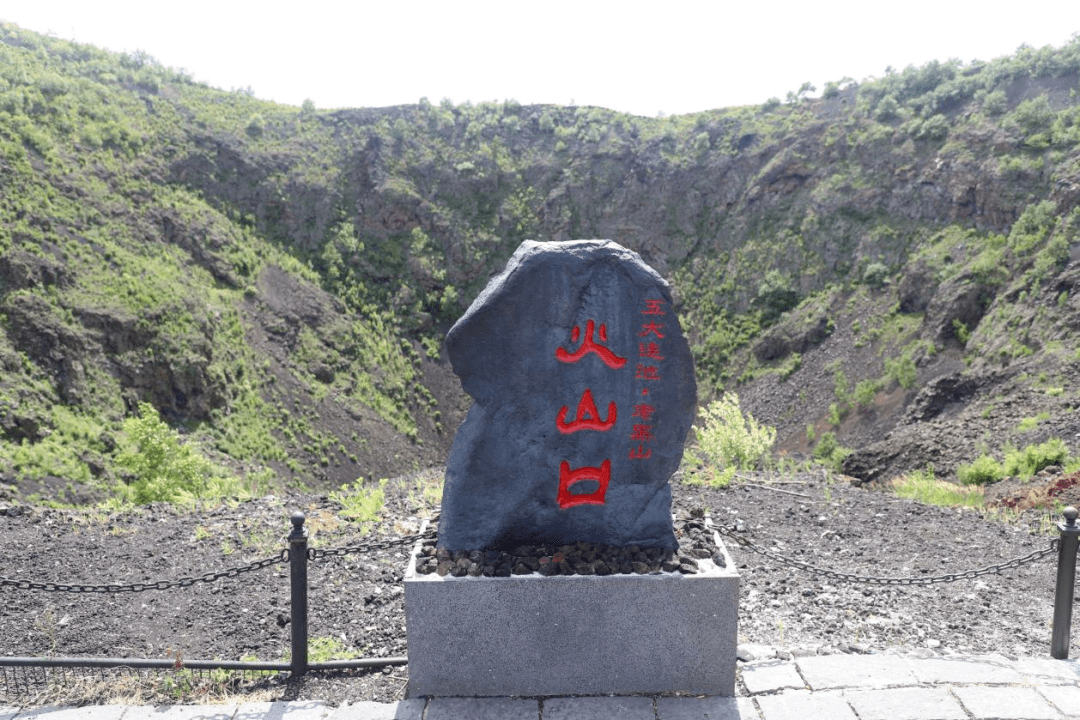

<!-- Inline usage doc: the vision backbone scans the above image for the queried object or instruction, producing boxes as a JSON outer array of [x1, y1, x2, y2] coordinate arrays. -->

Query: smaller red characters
[[642, 299, 666, 316], [639, 321, 665, 338], [635, 364, 661, 381]]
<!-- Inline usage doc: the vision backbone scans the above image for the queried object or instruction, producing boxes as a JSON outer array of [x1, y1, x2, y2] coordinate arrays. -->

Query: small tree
[[245, 113, 265, 138], [117, 403, 235, 504], [693, 393, 776, 485]]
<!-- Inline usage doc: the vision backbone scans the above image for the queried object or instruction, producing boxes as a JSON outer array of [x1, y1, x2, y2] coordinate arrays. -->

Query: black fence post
[[288, 511, 309, 676], [1052, 506, 1080, 659]]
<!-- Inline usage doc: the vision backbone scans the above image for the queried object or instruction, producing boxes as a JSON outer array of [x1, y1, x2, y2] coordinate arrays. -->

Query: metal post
[[1052, 506, 1080, 659], [288, 511, 309, 676]]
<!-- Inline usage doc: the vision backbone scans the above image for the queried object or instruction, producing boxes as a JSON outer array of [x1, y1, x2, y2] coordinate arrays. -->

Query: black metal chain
[[712, 522, 1059, 586], [307, 526, 437, 561], [0, 550, 289, 594]]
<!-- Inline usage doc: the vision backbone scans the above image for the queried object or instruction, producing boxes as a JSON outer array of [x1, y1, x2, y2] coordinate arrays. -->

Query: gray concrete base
[[404, 536, 739, 698]]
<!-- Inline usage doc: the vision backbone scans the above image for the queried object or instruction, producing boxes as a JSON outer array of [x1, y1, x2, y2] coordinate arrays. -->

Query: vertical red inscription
[[554, 318, 623, 508], [630, 299, 666, 461], [557, 459, 611, 508]]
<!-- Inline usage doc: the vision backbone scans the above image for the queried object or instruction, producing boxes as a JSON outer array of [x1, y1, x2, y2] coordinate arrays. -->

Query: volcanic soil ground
[[0, 468, 1063, 706]]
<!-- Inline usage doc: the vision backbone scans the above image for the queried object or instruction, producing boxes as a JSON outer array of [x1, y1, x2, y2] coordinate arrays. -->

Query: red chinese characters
[[554, 319, 626, 509], [557, 388, 617, 434], [556, 320, 627, 369], [629, 298, 666, 461], [557, 459, 611, 508]]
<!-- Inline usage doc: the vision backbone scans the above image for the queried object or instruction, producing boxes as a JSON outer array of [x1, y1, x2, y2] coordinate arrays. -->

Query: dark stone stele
[[437, 240, 696, 552]]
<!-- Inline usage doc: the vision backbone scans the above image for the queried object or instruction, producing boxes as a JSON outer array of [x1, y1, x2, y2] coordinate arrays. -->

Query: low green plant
[[885, 354, 918, 389], [307, 636, 361, 663], [957, 454, 1006, 485], [853, 378, 882, 408], [692, 393, 776, 484], [1003, 438, 1069, 478], [893, 468, 984, 508], [1016, 412, 1050, 432], [329, 478, 387, 529], [813, 431, 851, 472]]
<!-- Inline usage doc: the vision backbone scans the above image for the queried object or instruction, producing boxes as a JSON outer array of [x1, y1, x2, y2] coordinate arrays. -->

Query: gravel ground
[[0, 469, 1063, 706]]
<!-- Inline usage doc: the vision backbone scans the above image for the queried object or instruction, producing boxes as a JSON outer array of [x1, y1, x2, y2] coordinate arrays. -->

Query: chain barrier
[[712, 521, 1059, 586], [0, 550, 289, 594], [0, 516, 440, 593], [307, 526, 437, 561]]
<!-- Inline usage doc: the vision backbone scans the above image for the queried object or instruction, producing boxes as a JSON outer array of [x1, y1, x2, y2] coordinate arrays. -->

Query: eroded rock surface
[[437, 240, 696, 551]]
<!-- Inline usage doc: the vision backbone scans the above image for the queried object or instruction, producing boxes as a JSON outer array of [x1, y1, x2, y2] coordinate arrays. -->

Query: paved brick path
[[4, 653, 1079, 719]]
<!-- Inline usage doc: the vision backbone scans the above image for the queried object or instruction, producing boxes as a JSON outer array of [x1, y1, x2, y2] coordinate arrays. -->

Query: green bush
[[693, 393, 776, 482], [117, 403, 243, 505], [813, 431, 851, 472], [1003, 438, 1069, 478], [885, 354, 918, 389], [957, 454, 1005, 485]]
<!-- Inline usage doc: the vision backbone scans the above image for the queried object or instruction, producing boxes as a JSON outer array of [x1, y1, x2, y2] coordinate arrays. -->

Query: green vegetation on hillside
[[3, 21, 1080, 503]]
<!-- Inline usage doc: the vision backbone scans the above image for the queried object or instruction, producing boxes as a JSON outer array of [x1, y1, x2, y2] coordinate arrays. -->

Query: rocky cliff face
[[2, 23, 1080, 498]]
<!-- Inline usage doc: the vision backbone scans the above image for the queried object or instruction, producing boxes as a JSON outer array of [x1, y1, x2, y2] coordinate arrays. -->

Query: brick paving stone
[[1039, 685, 1080, 719], [953, 686, 1062, 720], [907, 655, 1025, 685], [740, 660, 805, 695], [328, 699, 425, 720], [1020, 658, 1080, 686], [842, 687, 967, 720], [754, 690, 857, 720], [542, 696, 655, 720], [795, 655, 917, 691], [234, 701, 330, 719], [655, 696, 760, 719], [425, 697, 538, 720]]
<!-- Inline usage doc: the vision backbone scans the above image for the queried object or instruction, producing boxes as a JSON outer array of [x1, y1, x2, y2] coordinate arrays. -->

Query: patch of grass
[[893, 468, 984, 508], [1016, 412, 1050, 432], [328, 478, 387, 531], [291, 636, 361, 663]]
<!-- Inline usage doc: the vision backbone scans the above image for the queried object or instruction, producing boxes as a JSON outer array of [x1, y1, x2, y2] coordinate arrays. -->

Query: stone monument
[[405, 239, 738, 698], [436, 239, 696, 551]]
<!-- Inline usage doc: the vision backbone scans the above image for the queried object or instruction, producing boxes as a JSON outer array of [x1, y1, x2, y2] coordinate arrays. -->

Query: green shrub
[[853, 379, 881, 408], [957, 454, 1005, 485], [885, 354, 917, 389], [1003, 438, 1069, 478], [1016, 412, 1050, 432], [862, 262, 889, 288], [693, 393, 776, 481], [245, 113, 265, 138], [813, 431, 851, 472], [117, 403, 243, 505]]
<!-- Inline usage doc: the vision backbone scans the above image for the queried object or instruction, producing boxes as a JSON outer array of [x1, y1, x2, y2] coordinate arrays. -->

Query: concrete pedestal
[[404, 537, 739, 698]]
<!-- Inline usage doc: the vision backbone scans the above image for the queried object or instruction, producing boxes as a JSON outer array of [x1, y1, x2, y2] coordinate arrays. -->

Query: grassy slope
[[2, 22, 1080, 501]]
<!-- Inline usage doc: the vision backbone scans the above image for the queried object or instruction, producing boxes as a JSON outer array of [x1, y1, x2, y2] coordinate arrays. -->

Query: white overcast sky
[[3, 1, 1078, 117]]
